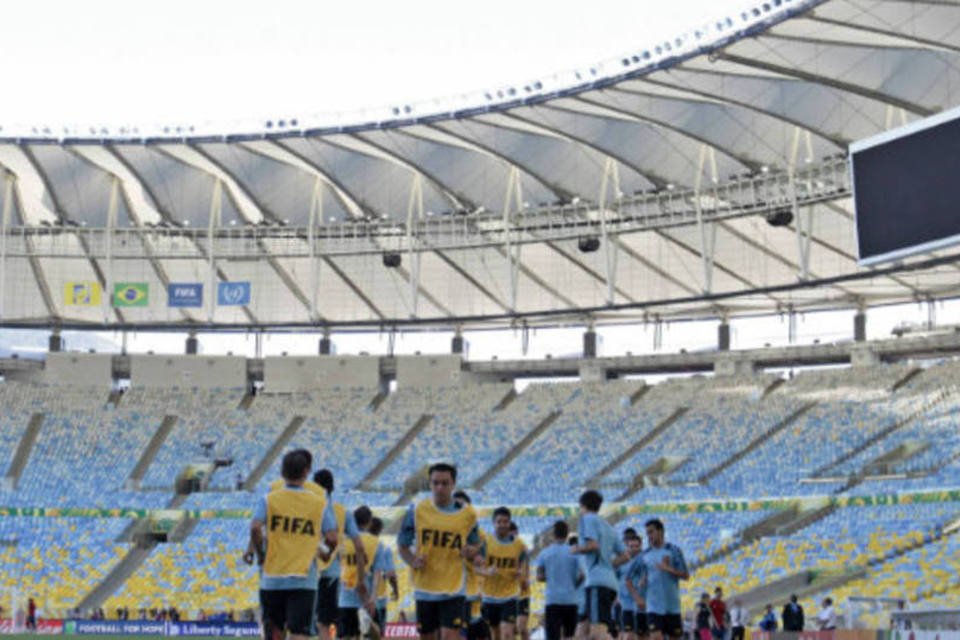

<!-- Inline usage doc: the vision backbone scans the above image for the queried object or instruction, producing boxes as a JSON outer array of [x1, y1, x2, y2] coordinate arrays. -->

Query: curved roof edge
[[0, 0, 821, 144]]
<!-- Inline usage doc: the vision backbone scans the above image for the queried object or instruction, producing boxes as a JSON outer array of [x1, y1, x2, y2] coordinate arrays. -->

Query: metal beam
[[803, 14, 960, 55]]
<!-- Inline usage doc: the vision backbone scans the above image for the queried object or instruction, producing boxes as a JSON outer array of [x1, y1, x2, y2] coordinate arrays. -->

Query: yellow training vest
[[465, 529, 486, 598], [482, 535, 525, 600], [413, 499, 478, 596], [263, 486, 328, 579], [341, 532, 380, 589], [318, 503, 347, 572]]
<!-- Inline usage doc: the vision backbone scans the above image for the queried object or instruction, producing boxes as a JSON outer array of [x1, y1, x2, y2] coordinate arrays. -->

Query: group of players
[[249, 451, 689, 640]]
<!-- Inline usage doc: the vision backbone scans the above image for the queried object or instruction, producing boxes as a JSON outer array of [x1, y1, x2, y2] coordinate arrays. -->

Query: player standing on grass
[[250, 450, 338, 640], [454, 490, 491, 640], [398, 463, 482, 640], [641, 519, 688, 640], [369, 516, 399, 633], [571, 491, 630, 640], [535, 520, 582, 640], [481, 507, 527, 640], [511, 521, 532, 640], [619, 532, 647, 640], [338, 506, 386, 640]]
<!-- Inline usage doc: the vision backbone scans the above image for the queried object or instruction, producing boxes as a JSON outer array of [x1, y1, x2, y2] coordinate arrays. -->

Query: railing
[[0, 157, 850, 259]]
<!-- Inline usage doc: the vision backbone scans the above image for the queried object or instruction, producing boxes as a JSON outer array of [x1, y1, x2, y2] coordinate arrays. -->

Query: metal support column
[[207, 180, 223, 322], [598, 158, 621, 305], [694, 144, 719, 294], [502, 167, 523, 312], [406, 173, 424, 318], [0, 171, 12, 321], [307, 177, 323, 321], [104, 177, 120, 320], [789, 127, 812, 281]]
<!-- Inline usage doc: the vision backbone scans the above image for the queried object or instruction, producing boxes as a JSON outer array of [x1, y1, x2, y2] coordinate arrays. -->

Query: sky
[[0, 0, 943, 364], [0, 0, 747, 129]]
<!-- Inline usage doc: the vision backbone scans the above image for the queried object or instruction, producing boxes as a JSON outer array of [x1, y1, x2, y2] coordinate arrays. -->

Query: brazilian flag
[[114, 282, 149, 307]]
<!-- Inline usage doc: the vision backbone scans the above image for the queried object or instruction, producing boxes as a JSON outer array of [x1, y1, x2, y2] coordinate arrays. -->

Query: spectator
[[816, 599, 836, 631], [891, 600, 911, 630], [26, 598, 36, 631], [758, 605, 777, 632], [782, 594, 804, 631], [728, 600, 748, 640], [696, 594, 712, 640], [709, 588, 727, 640]]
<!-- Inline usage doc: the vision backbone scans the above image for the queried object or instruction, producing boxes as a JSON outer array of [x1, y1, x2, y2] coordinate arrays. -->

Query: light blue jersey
[[377, 546, 396, 609], [641, 544, 688, 615], [340, 542, 390, 608], [321, 508, 361, 579], [618, 554, 647, 612], [579, 513, 624, 590], [535, 542, 581, 606]]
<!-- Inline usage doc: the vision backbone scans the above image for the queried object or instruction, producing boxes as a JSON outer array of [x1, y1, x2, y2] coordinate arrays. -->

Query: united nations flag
[[114, 282, 149, 307]]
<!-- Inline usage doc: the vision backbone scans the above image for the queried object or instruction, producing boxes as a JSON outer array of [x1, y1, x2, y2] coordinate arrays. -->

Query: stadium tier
[[1, 359, 960, 623]]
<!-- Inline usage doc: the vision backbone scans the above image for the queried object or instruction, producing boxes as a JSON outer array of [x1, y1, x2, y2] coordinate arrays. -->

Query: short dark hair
[[553, 520, 569, 540], [790, 594, 798, 603], [493, 506, 512, 521], [313, 468, 334, 494], [579, 490, 603, 513], [281, 450, 311, 481], [453, 490, 472, 504], [428, 462, 457, 482], [824, 598, 833, 606], [624, 527, 637, 538], [568, 535, 578, 546], [369, 517, 384, 536], [354, 506, 373, 529], [645, 518, 665, 532]]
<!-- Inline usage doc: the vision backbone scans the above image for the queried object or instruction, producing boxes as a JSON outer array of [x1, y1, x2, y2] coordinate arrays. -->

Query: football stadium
[[2, 0, 960, 639]]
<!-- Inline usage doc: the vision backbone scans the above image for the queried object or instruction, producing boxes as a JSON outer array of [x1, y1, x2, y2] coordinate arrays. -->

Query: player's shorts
[[260, 588, 315, 636], [647, 613, 684, 638], [585, 587, 616, 628], [544, 604, 578, 640], [518, 598, 530, 617], [464, 598, 484, 626], [376, 606, 387, 631], [483, 599, 519, 626], [316, 577, 340, 626], [338, 607, 360, 638], [467, 618, 491, 640], [621, 610, 648, 634], [416, 597, 465, 634]]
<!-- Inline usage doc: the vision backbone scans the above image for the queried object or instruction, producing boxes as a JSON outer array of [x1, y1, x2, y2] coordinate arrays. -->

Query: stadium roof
[[1, 0, 959, 330]]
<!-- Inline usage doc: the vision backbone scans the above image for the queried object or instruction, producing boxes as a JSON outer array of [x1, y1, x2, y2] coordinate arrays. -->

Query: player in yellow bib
[[454, 490, 491, 640], [481, 507, 528, 640], [511, 521, 532, 640], [250, 450, 338, 640], [338, 506, 387, 640], [399, 463, 482, 640]]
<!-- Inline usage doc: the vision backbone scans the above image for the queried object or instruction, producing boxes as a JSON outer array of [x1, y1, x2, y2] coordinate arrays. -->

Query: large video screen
[[852, 106, 960, 266]]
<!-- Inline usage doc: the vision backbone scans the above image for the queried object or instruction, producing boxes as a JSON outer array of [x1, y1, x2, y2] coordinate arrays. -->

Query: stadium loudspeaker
[[48, 332, 63, 353], [452, 335, 465, 354], [583, 330, 598, 358], [765, 208, 794, 227], [382, 252, 402, 268], [578, 236, 601, 253], [718, 322, 731, 351], [185, 334, 199, 355], [319, 337, 333, 355]]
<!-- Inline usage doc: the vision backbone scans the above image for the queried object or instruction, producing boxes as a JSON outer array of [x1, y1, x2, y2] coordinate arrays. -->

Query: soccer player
[[369, 516, 399, 634], [481, 507, 527, 640], [250, 449, 338, 640], [314, 468, 367, 640], [618, 532, 647, 640], [454, 490, 490, 640], [510, 521, 532, 640], [569, 535, 589, 640], [641, 519, 688, 640], [398, 462, 482, 640], [535, 520, 581, 640], [339, 506, 387, 640], [572, 490, 630, 640]]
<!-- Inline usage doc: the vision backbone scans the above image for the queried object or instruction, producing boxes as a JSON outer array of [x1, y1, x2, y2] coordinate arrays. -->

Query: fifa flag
[[114, 282, 149, 307], [64, 282, 101, 306]]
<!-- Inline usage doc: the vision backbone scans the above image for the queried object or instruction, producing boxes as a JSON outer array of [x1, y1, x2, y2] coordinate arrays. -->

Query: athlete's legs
[[500, 622, 516, 640], [518, 615, 529, 640]]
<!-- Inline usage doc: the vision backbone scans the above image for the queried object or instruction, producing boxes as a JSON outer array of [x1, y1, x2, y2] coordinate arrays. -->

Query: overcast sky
[[1, 0, 746, 127]]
